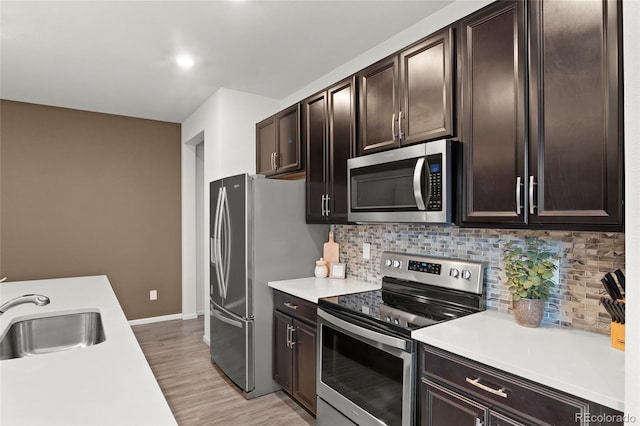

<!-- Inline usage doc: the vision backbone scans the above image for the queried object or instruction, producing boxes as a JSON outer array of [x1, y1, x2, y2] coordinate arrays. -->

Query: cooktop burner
[[318, 252, 486, 337]]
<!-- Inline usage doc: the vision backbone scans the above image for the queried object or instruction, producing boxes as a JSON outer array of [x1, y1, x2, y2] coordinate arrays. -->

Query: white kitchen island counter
[[0, 275, 176, 426], [412, 309, 625, 412], [268, 277, 380, 303]]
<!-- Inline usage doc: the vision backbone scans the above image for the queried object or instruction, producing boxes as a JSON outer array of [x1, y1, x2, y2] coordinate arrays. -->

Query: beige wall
[[0, 100, 181, 320]]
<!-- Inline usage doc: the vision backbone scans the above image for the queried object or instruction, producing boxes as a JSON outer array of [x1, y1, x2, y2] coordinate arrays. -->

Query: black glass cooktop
[[318, 279, 482, 338]]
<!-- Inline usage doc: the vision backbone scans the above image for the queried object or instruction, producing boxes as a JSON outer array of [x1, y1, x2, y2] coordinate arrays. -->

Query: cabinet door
[[422, 379, 487, 426], [357, 56, 400, 155], [528, 0, 623, 229], [292, 320, 317, 414], [328, 77, 356, 223], [489, 412, 527, 426], [276, 104, 302, 175], [399, 28, 455, 146], [459, 1, 527, 226], [256, 117, 276, 176], [303, 91, 328, 223], [272, 311, 293, 393]]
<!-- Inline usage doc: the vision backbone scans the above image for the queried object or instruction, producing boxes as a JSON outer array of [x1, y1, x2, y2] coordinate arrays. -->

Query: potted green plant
[[503, 237, 560, 327]]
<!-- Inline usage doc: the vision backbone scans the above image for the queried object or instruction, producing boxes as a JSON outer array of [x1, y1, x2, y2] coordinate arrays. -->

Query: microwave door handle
[[413, 158, 427, 210]]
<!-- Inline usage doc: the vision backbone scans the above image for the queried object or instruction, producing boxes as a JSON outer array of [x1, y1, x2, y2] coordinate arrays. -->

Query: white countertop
[[268, 277, 381, 303], [0, 276, 176, 426], [412, 310, 625, 412]]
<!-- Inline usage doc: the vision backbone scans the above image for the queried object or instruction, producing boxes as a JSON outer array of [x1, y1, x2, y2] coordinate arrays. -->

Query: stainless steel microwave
[[347, 140, 453, 223]]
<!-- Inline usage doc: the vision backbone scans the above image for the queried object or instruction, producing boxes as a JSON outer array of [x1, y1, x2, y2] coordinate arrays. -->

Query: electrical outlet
[[363, 242, 371, 260], [150, 290, 157, 301]]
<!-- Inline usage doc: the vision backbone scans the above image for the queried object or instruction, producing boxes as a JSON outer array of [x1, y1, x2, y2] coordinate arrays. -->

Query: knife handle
[[614, 269, 626, 291]]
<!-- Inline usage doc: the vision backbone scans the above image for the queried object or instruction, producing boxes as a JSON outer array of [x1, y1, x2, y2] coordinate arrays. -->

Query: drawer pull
[[465, 377, 508, 398], [284, 302, 298, 310]]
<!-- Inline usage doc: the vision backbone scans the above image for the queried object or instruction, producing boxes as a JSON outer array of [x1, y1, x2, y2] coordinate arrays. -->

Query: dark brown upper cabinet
[[304, 77, 356, 223], [460, 0, 623, 231], [459, 1, 527, 227], [256, 104, 303, 177], [527, 0, 623, 229], [357, 28, 455, 156]]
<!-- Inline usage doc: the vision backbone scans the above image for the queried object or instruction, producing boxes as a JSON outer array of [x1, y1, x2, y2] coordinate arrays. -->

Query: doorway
[[195, 141, 205, 315]]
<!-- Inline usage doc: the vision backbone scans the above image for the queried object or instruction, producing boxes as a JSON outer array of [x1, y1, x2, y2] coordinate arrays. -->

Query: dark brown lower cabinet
[[420, 345, 623, 426], [272, 291, 317, 415]]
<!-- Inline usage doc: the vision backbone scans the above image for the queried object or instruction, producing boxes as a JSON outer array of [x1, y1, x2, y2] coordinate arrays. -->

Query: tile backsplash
[[332, 224, 625, 334]]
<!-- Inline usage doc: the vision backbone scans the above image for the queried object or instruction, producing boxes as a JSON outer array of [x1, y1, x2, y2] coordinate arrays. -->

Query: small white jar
[[314, 258, 329, 278]]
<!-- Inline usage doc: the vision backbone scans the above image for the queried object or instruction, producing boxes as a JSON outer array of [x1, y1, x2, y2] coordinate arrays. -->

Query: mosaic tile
[[331, 224, 625, 335]]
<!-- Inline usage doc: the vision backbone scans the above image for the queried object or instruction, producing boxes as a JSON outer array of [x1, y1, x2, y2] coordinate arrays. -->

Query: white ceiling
[[0, 1, 454, 123]]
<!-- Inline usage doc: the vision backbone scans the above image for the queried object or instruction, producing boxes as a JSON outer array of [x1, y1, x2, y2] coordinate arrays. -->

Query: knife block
[[611, 322, 625, 351]]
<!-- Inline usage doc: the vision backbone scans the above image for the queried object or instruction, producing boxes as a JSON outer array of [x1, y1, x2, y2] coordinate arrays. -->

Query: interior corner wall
[[623, 0, 640, 419], [0, 100, 182, 320], [181, 88, 279, 341]]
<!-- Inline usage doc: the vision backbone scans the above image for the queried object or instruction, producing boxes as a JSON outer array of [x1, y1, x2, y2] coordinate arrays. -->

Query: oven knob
[[385, 316, 392, 322], [449, 268, 460, 278], [392, 260, 401, 268], [393, 318, 400, 325], [385, 259, 392, 267], [461, 270, 472, 280]]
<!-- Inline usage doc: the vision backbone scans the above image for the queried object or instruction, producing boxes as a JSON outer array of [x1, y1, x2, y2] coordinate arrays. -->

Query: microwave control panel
[[426, 153, 443, 211]]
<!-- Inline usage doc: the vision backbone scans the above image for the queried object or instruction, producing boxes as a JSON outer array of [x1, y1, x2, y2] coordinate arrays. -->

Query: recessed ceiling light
[[176, 55, 194, 69]]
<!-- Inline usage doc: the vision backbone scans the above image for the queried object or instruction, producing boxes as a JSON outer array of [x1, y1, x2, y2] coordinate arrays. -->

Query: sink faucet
[[0, 294, 50, 316]]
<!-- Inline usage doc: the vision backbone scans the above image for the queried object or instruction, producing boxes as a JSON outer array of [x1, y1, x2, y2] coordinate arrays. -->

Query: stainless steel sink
[[0, 311, 105, 360]]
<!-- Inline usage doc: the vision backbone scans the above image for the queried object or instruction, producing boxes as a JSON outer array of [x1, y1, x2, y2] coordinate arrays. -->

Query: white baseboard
[[128, 313, 182, 326], [182, 313, 199, 320]]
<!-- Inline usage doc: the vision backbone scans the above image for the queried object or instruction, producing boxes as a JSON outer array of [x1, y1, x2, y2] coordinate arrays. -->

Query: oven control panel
[[408, 260, 441, 275], [380, 251, 484, 295]]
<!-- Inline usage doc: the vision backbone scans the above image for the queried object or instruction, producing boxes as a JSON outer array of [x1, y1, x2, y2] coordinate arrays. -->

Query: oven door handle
[[318, 309, 409, 351], [413, 157, 427, 210]]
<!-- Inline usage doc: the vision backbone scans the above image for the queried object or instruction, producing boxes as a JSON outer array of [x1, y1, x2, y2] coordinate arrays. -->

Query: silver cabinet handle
[[465, 377, 508, 398], [286, 324, 292, 348], [515, 176, 522, 215], [392, 113, 397, 140], [529, 175, 536, 214], [475, 419, 483, 426], [270, 152, 273, 170], [413, 158, 426, 210], [324, 194, 331, 216], [290, 326, 296, 347], [284, 302, 298, 310], [273, 152, 278, 169], [321, 194, 326, 216], [398, 110, 404, 140]]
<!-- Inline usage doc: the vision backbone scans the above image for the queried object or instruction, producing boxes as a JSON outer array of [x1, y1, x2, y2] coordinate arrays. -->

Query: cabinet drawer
[[273, 290, 317, 325], [422, 345, 588, 426]]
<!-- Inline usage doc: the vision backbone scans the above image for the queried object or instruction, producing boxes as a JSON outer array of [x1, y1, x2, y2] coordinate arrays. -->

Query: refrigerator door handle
[[212, 307, 243, 328], [214, 187, 225, 298], [220, 186, 232, 299]]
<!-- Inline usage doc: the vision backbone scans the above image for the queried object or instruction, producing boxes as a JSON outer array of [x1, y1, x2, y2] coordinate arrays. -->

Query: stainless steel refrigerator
[[209, 173, 327, 399]]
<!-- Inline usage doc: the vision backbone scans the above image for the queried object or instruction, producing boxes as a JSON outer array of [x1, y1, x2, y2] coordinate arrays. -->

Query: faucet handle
[[0, 277, 7, 283]]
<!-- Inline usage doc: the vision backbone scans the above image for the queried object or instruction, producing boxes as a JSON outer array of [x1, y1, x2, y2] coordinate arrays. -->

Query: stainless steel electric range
[[317, 251, 485, 426]]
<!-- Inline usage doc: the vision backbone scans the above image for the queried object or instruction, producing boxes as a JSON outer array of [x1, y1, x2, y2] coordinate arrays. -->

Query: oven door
[[317, 308, 415, 426], [347, 140, 451, 224]]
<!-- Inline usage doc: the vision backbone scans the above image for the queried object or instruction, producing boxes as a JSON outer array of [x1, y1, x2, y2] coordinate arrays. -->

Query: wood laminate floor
[[132, 318, 315, 426]]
